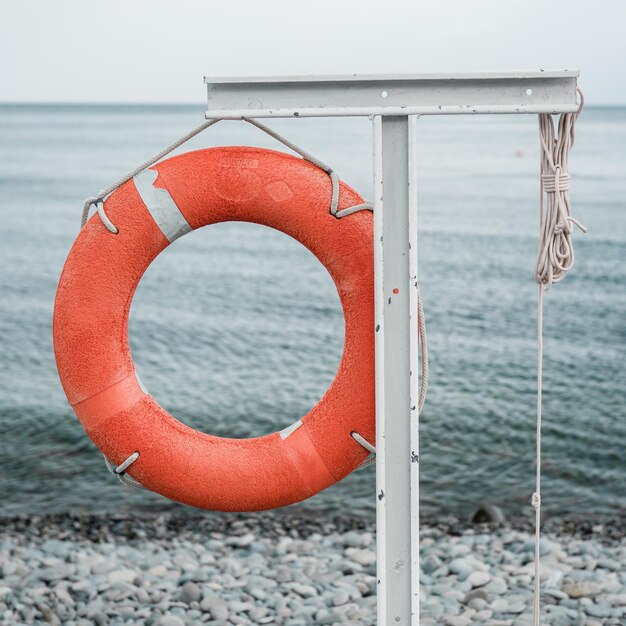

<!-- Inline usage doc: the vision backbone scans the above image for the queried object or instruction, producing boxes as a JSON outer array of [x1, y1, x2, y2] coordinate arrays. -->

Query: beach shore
[[0, 513, 624, 626]]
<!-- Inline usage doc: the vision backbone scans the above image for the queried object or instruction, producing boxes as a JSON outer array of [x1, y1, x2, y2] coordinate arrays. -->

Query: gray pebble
[[464, 588, 489, 604], [200, 596, 229, 621], [341, 531, 366, 548], [468, 571, 491, 588], [422, 554, 443, 575], [108, 568, 138, 585], [179, 581, 201, 604], [491, 597, 509, 612], [345, 548, 376, 567], [443, 617, 472, 626], [584, 602, 611, 618], [485, 576, 508, 595], [333, 589, 350, 606], [225, 533, 255, 548], [449, 558, 472, 581], [288, 582, 318, 598], [563, 581, 602, 598], [156, 617, 185, 626], [471, 504, 506, 526]]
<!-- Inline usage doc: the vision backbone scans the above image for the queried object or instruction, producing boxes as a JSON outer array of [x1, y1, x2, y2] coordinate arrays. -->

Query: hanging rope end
[[567, 215, 588, 234]]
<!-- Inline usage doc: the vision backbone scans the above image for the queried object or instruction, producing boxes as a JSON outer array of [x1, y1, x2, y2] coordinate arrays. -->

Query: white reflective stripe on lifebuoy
[[134, 371, 148, 395], [133, 169, 192, 242], [279, 419, 302, 440]]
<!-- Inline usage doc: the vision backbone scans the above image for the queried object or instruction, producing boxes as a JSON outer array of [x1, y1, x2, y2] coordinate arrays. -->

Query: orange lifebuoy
[[53, 146, 375, 511]]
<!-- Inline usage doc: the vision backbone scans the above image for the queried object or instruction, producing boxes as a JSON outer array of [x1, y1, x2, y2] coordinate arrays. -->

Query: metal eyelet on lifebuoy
[[53, 146, 375, 512]]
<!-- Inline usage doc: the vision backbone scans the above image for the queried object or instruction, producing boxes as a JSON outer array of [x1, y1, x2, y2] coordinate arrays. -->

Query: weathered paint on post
[[374, 116, 415, 625]]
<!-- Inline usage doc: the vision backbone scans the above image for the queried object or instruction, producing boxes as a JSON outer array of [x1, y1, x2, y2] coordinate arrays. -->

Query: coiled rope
[[81, 117, 428, 483], [532, 88, 586, 626], [535, 90, 587, 287]]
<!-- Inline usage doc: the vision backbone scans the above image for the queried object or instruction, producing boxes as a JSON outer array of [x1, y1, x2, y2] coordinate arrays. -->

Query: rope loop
[[82, 198, 118, 233], [96, 201, 119, 234], [81, 197, 99, 228], [104, 452, 144, 489]]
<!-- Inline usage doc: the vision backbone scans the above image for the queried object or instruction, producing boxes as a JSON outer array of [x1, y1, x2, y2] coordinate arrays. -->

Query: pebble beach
[[1, 513, 624, 626]]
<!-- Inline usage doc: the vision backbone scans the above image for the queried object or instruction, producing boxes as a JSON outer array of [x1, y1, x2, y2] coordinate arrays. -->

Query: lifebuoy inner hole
[[128, 221, 345, 439]]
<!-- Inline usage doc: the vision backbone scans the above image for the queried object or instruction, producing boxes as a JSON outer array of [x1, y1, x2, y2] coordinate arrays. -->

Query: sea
[[0, 104, 624, 522]]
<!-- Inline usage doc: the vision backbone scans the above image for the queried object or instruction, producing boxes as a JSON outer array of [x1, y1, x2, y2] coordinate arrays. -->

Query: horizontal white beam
[[205, 70, 579, 118]]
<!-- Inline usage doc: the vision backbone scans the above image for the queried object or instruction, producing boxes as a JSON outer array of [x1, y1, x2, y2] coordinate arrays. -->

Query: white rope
[[351, 286, 429, 468], [81, 118, 373, 233], [532, 284, 544, 625], [81, 119, 222, 232], [243, 119, 368, 218], [532, 89, 586, 626], [417, 288, 429, 413]]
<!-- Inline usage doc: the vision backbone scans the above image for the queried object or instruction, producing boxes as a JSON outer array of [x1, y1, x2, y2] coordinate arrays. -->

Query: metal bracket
[[205, 70, 579, 118]]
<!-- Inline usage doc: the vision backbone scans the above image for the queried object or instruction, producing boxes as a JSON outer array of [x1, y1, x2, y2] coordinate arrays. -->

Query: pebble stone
[[0, 514, 624, 625], [468, 571, 491, 588], [157, 616, 185, 626]]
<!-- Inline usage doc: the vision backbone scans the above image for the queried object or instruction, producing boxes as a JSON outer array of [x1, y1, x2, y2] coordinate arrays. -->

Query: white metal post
[[203, 70, 580, 626], [407, 114, 420, 623], [374, 116, 419, 625]]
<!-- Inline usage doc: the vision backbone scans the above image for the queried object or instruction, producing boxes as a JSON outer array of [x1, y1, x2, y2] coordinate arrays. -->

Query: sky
[[1, 0, 625, 105]]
